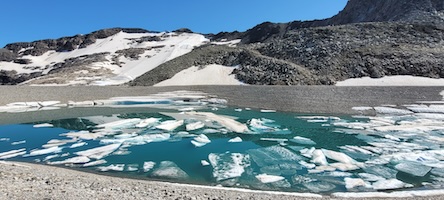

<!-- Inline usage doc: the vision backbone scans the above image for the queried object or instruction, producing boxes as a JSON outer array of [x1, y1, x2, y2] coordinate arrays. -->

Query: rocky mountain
[[1, 0, 444, 86]]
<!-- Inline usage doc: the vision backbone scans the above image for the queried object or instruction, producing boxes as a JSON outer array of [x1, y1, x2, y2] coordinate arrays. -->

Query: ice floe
[[311, 149, 328, 166], [372, 179, 409, 190], [33, 123, 54, 128], [151, 161, 189, 180], [208, 152, 250, 181], [228, 137, 243, 143], [291, 136, 316, 145], [191, 134, 211, 147], [49, 156, 90, 165], [201, 160, 210, 166], [75, 143, 121, 159], [344, 178, 369, 189], [186, 121, 205, 131], [0, 149, 26, 159], [82, 159, 107, 167], [155, 120, 184, 131], [135, 118, 160, 128], [11, 140, 26, 145], [255, 174, 285, 183], [28, 146, 63, 157], [395, 161, 431, 177], [143, 161, 156, 172], [97, 164, 125, 172]]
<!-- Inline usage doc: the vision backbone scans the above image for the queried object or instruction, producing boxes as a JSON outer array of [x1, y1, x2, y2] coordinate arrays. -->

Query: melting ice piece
[[358, 173, 385, 182], [303, 181, 336, 193], [75, 143, 121, 159], [311, 149, 328, 166], [126, 164, 139, 171], [43, 154, 59, 161], [11, 140, 26, 145], [61, 131, 106, 140], [322, 149, 360, 165], [96, 118, 142, 129], [42, 139, 77, 149], [83, 159, 107, 167], [151, 161, 189, 180], [395, 161, 431, 177], [49, 156, 90, 165], [255, 174, 285, 183], [28, 146, 63, 157], [363, 165, 398, 179], [191, 134, 211, 147], [344, 178, 368, 190], [97, 164, 125, 172], [135, 118, 160, 128], [201, 160, 210, 166], [143, 161, 156, 172], [290, 136, 316, 145], [372, 179, 408, 190], [155, 120, 184, 131], [260, 109, 276, 113], [330, 163, 360, 171], [208, 152, 250, 181], [0, 149, 26, 159], [70, 142, 87, 149], [183, 112, 249, 133], [228, 137, 242, 143], [300, 147, 316, 158], [186, 121, 205, 131], [33, 123, 54, 128]]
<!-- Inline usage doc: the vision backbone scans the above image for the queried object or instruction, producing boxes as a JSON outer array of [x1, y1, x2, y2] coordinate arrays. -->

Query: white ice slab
[[186, 121, 205, 131], [83, 159, 107, 167], [33, 123, 54, 128], [344, 178, 368, 189], [0, 149, 26, 159], [28, 146, 63, 157], [97, 164, 125, 172], [155, 120, 184, 131], [228, 137, 243, 143], [143, 161, 156, 172], [75, 143, 121, 159], [372, 179, 408, 190], [255, 174, 285, 183], [208, 152, 250, 181], [291, 136, 316, 145], [311, 149, 328, 166], [49, 156, 90, 165], [151, 161, 189, 179]]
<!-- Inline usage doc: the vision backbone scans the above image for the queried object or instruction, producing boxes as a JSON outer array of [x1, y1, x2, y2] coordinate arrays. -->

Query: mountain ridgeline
[[1, 0, 444, 86]]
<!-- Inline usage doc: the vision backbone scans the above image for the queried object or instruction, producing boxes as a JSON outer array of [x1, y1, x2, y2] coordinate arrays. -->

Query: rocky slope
[[2, 0, 444, 86]]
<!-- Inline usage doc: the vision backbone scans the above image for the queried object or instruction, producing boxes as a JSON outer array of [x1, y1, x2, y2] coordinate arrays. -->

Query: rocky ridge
[[2, 0, 444, 85]]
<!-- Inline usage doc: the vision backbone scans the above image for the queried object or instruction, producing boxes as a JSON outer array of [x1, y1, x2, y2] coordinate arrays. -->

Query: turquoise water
[[0, 106, 443, 194]]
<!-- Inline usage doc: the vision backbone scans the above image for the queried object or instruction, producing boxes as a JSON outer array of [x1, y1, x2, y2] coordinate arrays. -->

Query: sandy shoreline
[[1, 85, 444, 199]]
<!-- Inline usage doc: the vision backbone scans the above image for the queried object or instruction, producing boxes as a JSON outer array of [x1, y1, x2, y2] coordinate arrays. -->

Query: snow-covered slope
[[0, 31, 208, 85]]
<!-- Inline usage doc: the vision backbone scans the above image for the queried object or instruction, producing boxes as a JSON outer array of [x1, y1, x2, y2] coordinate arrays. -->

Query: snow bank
[[154, 65, 243, 86], [336, 75, 444, 86]]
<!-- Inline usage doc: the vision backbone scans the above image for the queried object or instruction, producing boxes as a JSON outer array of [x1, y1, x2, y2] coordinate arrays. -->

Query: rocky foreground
[[0, 161, 443, 200]]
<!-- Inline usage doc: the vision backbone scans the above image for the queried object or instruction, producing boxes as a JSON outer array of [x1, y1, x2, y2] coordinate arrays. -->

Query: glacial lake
[[1, 92, 444, 194]]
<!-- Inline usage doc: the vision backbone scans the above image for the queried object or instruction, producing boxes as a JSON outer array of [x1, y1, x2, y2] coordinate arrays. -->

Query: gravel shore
[[1, 86, 444, 199]]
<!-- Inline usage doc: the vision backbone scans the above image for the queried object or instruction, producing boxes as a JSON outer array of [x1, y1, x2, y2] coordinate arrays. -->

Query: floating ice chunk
[[96, 118, 142, 129], [299, 161, 316, 169], [33, 123, 54, 128], [260, 138, 288, 143], [208, 152, 250, 181], [61, 131, 106, 140], [374, 107, 413, 115], [344, 178, 368, 190], [297, 116, 341, 121], [0, 149, 26, 159], [0, 138, 9, 141], [201, 160, 210, 166], [97, 164, 125, 172], [201, 129, 220, 134], [69, 142, 87, 149], [291, 136, 316, 145], [234, 108, 242, 112], [384, 134, 401, 142], [82, 159, 107, 167], [322, 149, 359, 165], [75, 143, 121, 159], [363, 165, 398, 179], [372, 179, 408, 190], [167, 112, 249, 133], [28, 146, 62, 157], [260, 109, 276, 113], [311, 149, 328, 166], [300, 147, 316, 158], [49, 156, 90, 165], [43, 154, 59, 161], [308, 165, 337, 173], [358, 173, 385, 182], [155, 120, 184, 131], [341, 145, 375, 155], [186, 121, 205, 131], [143, 161, 156, 172], [11, 140, 26, 145], [151, 161, 189, 180], [42, 139, 77, 149], [330, 163, 360, 171], [135, 118, 160, 128], [191, 140, 207, 147], [126, 164, 139, 171], [255, 174, 285, 183], [408, 106, 444, 114], [323, 171, 353, 177], [191, 134, 211, 147], [395, 161, 431, 177], [303, 181, 336, 193], [228, 137, 242, 143]]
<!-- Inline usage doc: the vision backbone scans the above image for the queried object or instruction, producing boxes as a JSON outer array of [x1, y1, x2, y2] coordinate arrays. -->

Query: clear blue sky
[[1, 0, 347, 47]]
